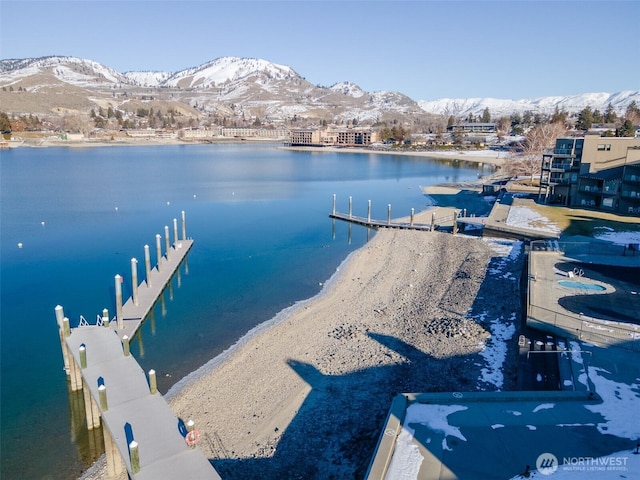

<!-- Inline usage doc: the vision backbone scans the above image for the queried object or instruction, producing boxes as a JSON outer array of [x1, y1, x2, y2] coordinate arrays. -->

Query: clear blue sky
[[1, 0, 638, 100]]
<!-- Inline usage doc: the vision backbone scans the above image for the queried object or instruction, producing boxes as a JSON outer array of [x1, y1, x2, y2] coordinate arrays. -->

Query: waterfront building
[[539, 136, 640, 215]]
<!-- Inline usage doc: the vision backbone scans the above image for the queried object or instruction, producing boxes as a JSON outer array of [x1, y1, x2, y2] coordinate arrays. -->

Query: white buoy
[[166, 201, 170, 205], [115, 207, 118, 211], [41, 221, 45, 226], [18, 242, 23, 248]]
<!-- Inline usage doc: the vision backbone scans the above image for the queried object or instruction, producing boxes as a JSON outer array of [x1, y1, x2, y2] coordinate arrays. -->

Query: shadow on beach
[[207, 240, 525, 479]]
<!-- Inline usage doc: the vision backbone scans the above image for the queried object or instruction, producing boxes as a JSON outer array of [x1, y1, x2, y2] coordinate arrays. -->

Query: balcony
[[621, 190, 640, 201], [580, 185, 600, 194], [623, 174, 640, 184]]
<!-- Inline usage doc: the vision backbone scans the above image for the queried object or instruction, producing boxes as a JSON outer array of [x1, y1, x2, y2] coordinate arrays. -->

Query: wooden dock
[[56, 213, 221, 479], [329, 212, 435, 231], [115, 238, 193, 340]]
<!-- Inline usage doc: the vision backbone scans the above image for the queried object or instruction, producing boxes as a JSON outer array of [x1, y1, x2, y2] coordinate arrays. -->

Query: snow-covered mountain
[[418, 90, 640, 118], [1, 55, 638, 124], [0, 55, 127, 87], [0, 55, 432, 123]]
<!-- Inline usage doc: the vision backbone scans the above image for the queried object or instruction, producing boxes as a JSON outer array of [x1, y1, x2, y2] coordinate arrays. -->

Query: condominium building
[[288, 127, 378, 147], [539, 136, 640, 215]]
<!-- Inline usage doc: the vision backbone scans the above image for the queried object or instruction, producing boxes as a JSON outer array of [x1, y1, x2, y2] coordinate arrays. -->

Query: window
[[597, 144, 611, 151]]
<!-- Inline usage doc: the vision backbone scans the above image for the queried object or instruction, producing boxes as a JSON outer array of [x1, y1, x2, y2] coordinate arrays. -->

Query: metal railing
[[528, 304, 640, 351]]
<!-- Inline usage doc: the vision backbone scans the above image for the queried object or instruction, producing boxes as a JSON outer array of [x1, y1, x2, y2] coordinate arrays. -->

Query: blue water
[[558, 280, 606, 291], [0, 144, 486, 479]]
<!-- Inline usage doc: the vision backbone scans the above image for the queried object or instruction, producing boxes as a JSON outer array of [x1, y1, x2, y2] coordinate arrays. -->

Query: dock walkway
[[116, 239, 193, 340], [57, 213, 221, 479], [329, 212, 435, 231]]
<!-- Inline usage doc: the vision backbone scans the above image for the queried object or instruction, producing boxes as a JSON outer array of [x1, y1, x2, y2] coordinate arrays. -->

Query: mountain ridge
[[1, 55, 638, 123]]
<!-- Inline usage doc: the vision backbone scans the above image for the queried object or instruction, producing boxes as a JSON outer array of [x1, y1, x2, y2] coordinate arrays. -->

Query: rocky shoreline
[[83, 208, 524, 479]]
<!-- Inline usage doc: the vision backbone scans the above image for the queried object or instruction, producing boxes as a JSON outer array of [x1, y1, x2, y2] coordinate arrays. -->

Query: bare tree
[[507, 122, 567, 180]]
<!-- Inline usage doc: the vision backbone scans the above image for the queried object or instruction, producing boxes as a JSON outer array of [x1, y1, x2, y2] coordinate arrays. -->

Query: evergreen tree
[[625, 101, 640, 124], [510, 112, 522, 128], [604, 103, 617, 123], [522, 111, 533, 126], [592, 109, 603, 124], [616, 119, 635, 137], [0, 111, 11, 131], [481, 107, 491, 123], [576, 106, 593, 131]]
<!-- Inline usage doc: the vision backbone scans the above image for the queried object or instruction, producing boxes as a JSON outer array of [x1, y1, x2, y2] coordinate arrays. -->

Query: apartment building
[[288, 127, 378, 147], [539, 136, 640, 215]]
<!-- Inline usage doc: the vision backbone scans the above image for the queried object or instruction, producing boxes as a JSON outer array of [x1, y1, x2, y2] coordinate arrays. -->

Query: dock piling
[[410, 208, 415, 227], [367, 200, 371, 222], [156, 234, 162, 272], [349, 196, 353, 218], [129, 441, 140, 474], [149, 369, 157, 395], [332, 194, 336, 216], [165, 226, 171, 260], [453, 210, 459, 235], [181, 211, 186, 240], [98, 384, 108, 411], [131, 258, 139, 306], [123, 335, 130, 356], [79, 344, 87, 369], [115, 275, 123, 329], [387, 204, 391, 225], [431, 212, 436, 231], [102, 308, 110, 328], [56, 306, 71, 373], [144, 245, 152, 288], [173, 218, 179, 246]]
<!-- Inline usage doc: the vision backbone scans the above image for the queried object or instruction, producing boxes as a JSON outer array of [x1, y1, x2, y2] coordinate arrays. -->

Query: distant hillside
[[418, 91, 640, 118], [1, 55, 638, 127], [0, 56, 434, 126]]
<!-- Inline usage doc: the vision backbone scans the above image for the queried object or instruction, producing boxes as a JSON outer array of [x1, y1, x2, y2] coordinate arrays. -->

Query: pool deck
[[366, 244, 640, 479]]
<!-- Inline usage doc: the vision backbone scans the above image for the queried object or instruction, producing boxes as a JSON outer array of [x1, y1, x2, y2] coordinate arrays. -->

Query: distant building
[[289, 129, 323, 146], [539, 136, 640, 215], [447, 123, 496, 134], [288, 127, 378, 147], [181, 127, 290, 140]]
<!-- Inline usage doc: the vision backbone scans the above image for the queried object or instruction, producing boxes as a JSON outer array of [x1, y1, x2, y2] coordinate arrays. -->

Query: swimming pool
[[558, 280, 606, 291]]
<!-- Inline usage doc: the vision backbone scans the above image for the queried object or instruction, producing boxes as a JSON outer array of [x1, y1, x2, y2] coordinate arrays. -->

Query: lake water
[[0, 143, 487, 479]]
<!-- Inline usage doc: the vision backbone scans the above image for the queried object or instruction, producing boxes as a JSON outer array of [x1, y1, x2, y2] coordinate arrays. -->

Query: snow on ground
[[505, 206, 561, 234], [593, 228, 640, 245], [469, 239, 521, 389], [476, 312, 517, 389], [585, 366, 640, 440], [532, 403, 555, 413], [385, 404, 468, 480], [483, 238, 522, 279]]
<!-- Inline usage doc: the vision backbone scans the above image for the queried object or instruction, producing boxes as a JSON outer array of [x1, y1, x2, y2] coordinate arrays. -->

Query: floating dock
[[56, 212, 221, 479]]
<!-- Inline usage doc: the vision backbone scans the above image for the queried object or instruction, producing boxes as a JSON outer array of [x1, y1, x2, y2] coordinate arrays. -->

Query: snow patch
[[385, 404, 468, 480], [505, 206, 560, 234]]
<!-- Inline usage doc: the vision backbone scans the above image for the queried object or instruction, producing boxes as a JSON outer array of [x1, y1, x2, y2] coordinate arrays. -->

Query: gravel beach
[[83, 209, 524, 480], [166, 213, 523, 479]]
